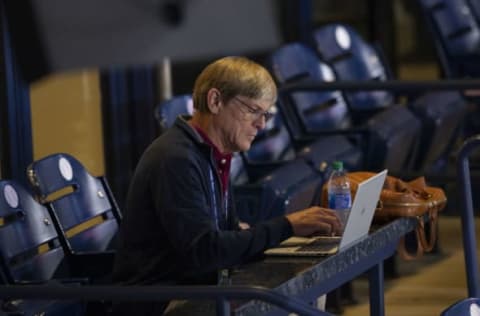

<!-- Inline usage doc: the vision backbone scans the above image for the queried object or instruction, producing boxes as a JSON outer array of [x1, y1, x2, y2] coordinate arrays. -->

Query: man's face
[[215, 94, 274, 153]]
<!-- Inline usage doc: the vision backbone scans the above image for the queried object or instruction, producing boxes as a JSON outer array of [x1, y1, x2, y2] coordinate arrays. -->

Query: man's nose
[[255, 116, 266, 130]]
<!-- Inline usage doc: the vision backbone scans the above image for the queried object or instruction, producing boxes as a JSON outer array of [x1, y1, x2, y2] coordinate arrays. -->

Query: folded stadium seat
[[0, 179, 85, 316], [408, 91, 467, 172], [26, 153, 121, 280], [311, 25, 394, 124], [233, 159, 322, 224], [267, 42, 421, 173], [154, 94, 194, 134], [311, 23, 468, 173], [417, 0, 480, 78], [467, 0, 480, 24], [417, 0, 480, 137]]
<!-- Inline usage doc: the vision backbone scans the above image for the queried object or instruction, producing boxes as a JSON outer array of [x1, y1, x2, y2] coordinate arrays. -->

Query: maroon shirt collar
[[191, 125, 232, 193]]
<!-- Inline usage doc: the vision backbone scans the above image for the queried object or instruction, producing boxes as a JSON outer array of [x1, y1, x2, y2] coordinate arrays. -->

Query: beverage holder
[[322, 172, 447, 260]]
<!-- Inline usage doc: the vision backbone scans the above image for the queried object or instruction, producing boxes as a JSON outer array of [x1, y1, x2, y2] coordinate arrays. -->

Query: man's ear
[[206, 88, 222, 114]]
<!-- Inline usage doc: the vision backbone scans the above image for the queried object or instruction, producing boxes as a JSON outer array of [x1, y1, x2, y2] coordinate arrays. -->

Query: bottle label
[[328, 192, 352, 210]]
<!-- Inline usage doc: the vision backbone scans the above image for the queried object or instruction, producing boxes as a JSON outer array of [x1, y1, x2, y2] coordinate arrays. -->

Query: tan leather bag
[[322, 172, 447, 260]]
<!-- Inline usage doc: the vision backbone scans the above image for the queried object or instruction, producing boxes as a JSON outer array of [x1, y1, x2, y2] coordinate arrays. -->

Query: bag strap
[[397, 222, 424, 260], [396, 209, 439, 260], [417, 208, 439, 252]]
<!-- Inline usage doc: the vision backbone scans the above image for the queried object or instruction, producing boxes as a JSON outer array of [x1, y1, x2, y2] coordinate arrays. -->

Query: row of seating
[[0, 153, 121, 315]]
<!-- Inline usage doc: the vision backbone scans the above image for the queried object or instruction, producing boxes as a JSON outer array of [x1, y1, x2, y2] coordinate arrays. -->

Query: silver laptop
[[264, 169, 388, 256]]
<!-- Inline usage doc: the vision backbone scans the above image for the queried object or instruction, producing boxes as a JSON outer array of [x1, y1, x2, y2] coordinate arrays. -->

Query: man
[[112, 56, 340, 315]]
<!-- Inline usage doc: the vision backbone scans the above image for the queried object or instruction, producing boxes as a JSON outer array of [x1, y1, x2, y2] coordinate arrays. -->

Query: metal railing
[[0, 284, 329, 316], [456, 135, 480, 298]]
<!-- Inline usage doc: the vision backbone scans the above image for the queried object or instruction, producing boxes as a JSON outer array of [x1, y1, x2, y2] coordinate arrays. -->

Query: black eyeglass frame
[[233, 96, 275, 123]]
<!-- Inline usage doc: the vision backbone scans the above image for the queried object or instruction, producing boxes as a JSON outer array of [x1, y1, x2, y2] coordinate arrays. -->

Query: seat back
[[154, 94, 194, 132], [244, 105, 295, 163], [234, 159, 324, 224], [409, 91, 468, 171], [0, 180, 65, 283], [421, 0, 480, 56], [297, 135, 364, 174], [268, 42, 351, 140], [27, 153, 121, 254], [418, 0, 480, 77], [0, 179, 87, 316], [467, 0, 480, 24], [365, 105, 421, 171], [311, 23, 394, 117]]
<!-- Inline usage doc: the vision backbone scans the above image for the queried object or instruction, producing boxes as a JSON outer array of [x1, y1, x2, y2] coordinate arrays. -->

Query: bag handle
[[396, 209, 438, 260]]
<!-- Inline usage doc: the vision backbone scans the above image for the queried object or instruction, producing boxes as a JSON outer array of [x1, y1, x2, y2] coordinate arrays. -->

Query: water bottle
[[327, 161, 352, 233]]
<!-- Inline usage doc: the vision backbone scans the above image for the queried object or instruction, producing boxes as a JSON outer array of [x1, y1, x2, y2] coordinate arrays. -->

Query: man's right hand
[[285, 206, 341, 237]]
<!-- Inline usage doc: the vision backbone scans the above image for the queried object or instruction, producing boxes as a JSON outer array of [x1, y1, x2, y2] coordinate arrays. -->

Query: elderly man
[[112, 56, 340, 315]]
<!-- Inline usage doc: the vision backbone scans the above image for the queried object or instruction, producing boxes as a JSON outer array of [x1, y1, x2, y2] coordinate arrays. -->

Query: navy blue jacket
[[113, 116, 293, 286]]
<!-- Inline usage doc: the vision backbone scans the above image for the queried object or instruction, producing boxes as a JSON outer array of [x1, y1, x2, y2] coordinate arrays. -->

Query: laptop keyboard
[[297, 238, 340, 252]]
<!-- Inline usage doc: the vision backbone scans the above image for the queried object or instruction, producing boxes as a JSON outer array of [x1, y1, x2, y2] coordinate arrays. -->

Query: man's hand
[[285, 206, 341, 236]]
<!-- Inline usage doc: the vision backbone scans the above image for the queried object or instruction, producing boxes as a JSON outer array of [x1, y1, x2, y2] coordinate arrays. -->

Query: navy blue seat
[[0, 179, 84, 316], [243, 106, 295, 163], [26, 153, 121, 279], [408, 91, 467, 171], [441, 297, 480, 316], [467, 0, 480, 24], [265, 44, 366, 172], [233, 159, 323, 224], [311, 23, 468, 173], [154, 94, 194, 134], [311, 24, 394, 122], [268, 42, 421, 173], [418, 0, 480, 78]]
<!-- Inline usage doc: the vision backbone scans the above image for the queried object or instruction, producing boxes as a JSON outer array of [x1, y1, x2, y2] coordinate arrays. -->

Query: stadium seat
[[267, 42, 421, 173], [0, 179, 85, 315], [311, 23, 467, 173], [417, 0, 480, 78], [27, 153, 121, 279]]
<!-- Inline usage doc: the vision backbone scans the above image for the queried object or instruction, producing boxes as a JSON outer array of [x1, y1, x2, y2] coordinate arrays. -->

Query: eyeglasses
[[233, 97, 275, 123]]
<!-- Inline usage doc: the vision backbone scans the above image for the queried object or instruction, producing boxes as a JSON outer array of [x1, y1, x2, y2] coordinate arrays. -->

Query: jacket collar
[[174, 115, 206, 146]]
